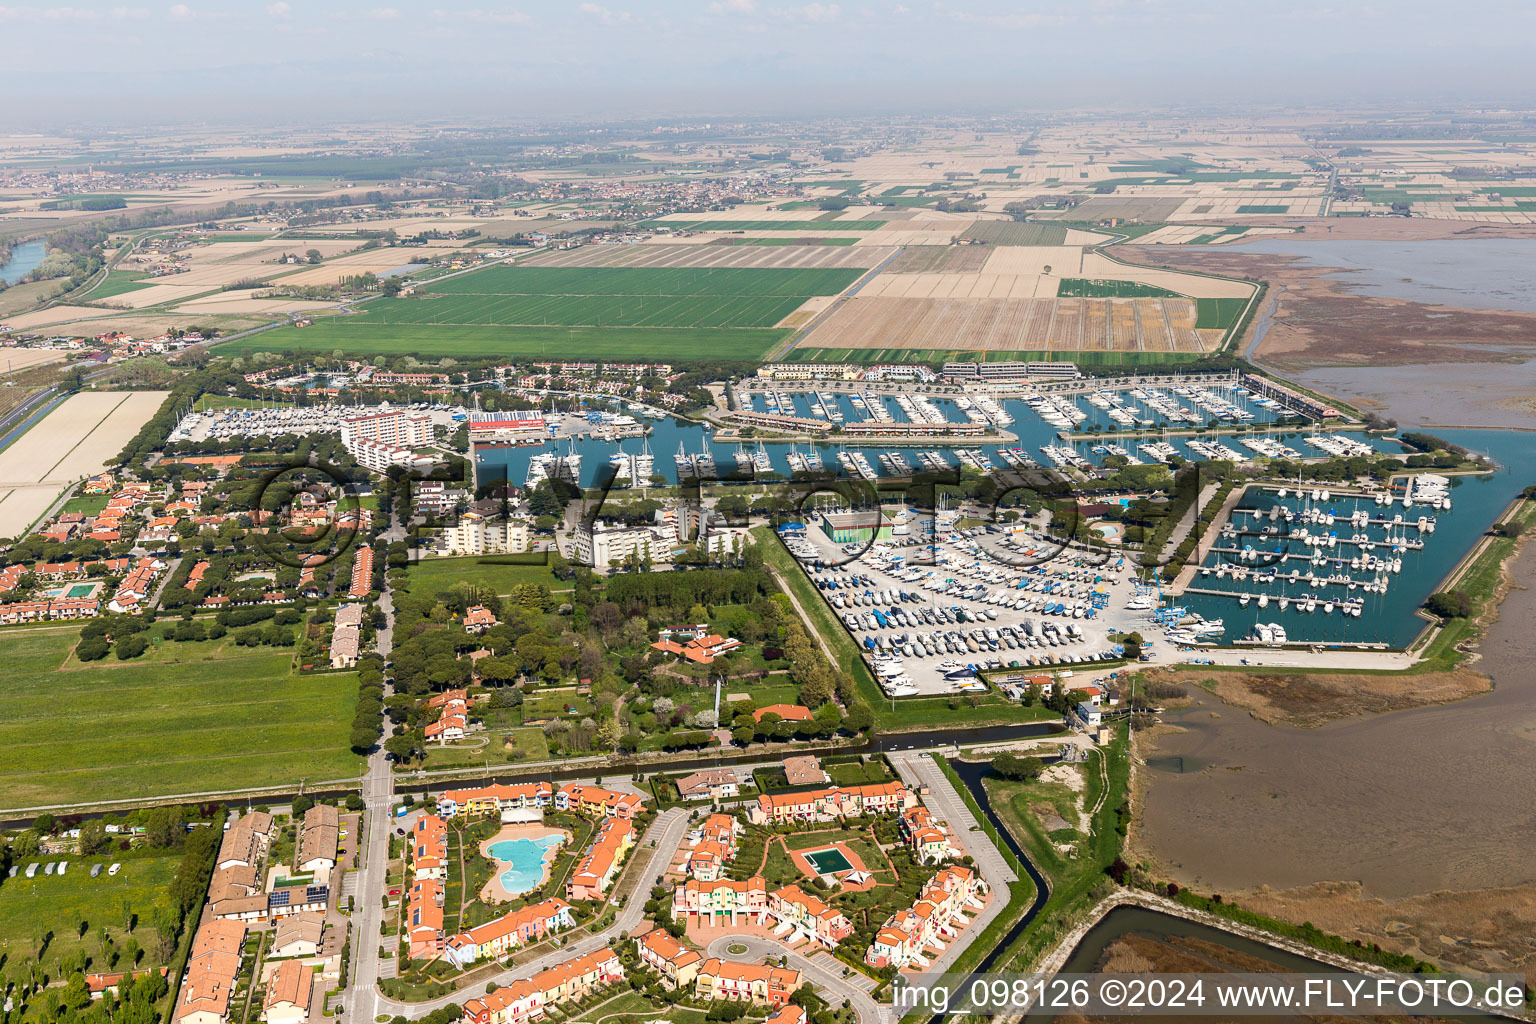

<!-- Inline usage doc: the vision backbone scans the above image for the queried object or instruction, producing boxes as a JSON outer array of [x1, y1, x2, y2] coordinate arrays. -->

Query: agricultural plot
[[522, 242, 889, 270], [882, 245, 993, 274], [1056, 278, 1182, 298], [645, 219, 885, 231], [245, 264, 861, 361], [0, 626, 362, 810], [952, 221, 1069, 245], [798, 295, 1213, 354], [0, 391, 169, 540]]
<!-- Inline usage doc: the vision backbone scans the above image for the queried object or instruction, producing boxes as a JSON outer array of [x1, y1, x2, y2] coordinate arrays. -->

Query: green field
[[404, 554, 565, 597], [88, 271, 151, 299], [1196, 296, 1250, 330], [0, 627, 363, 809], [1235, 204, 1291, 214], [393, 265, 860, 329], [0, 852, 181, 975], [238, 264, 862, 361], [1055, 278, 1182, 298]]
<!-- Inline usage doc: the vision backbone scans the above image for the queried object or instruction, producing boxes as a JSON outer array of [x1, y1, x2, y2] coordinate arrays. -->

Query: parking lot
[[782, 510, 1158, 696]]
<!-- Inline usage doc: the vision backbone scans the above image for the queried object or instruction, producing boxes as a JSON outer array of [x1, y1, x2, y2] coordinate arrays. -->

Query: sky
[[2, 0, 1534, 124]]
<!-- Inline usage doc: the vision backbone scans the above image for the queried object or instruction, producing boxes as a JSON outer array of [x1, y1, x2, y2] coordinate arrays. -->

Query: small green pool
[[803, 847, 853, 875]]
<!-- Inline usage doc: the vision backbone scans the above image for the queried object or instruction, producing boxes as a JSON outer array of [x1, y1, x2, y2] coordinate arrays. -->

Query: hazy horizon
[[2, 0, 1535, 127]]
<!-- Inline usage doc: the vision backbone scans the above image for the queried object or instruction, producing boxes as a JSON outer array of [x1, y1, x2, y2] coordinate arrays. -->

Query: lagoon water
[[0, 238, 46, 286], [487, 834, 563, 897], [1235, 236, 1536, 314]]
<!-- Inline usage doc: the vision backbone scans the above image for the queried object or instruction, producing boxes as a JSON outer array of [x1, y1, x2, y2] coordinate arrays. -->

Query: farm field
[[644, 219, 886, 231], [0, 851, 182, 975], [954, 221, 1069, 245], [798, 295, 1215, 354], [787, 346, 1206, 366], [0, 626, 363, 810], [243, 264, 862, 360], [0, 391, 169, 539], [523, 242, 889, 270]]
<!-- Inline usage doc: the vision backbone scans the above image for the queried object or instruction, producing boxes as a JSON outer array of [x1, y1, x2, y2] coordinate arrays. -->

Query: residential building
[[411, 815, 448, 879], [782, 755, 829, 787], [443, 899, 574, 968], [269, 914, 324, 959], [693, 959, 800, 1007], [435, 516, 530, 556], [556, 783, 645, 820], [633, 928, 701, 989], [675, 768, 739, 801], [751, 782, 910, 825], [340, 408, 433, 449], [900, 806, 958, 865], [672, 876, 769, 925], [566, 817, 635, 901], [752, 704, 812, 724], [463, 605, 499, 633], [407, 879, 445, 960], [296, 805, 339, 877], [459, 949, 624, 1024], [262, 959, 314, 1024], [329, 603, 363, 669], [217, 811, 274, 869], [864, 866, 983, 970], [173, 919, 246, 1024], [648, 631, 742, 664], [768, 885, 852, 947], [572, 521, 660, 569], [437, 782, 553, 819]]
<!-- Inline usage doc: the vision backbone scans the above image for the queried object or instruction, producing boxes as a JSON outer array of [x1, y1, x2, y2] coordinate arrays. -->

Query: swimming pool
[[803, 847, 854, 875], [487, 834, 564, 897]]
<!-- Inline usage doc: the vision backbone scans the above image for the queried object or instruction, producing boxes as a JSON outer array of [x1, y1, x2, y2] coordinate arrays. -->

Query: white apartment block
[[348, 438, 438, 475], [340, 408, 433, 449], [436, 517, 531, 556], [574, 522, 664, 568]]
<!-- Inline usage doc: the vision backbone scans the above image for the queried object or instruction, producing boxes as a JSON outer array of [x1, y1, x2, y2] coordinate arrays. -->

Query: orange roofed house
[[173, 919, 247, 1024], [649, 629, 741, 664], [459, 948, 623, 1024], [694, 959, 800, 1007], [750, 781, 909, 825], [633, 927, 702, 989]]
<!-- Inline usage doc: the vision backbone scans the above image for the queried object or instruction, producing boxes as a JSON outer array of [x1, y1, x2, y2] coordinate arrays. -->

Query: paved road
[[888, 752, 1016, 976], [343, 519, 401, 1023], [373, 807, 690, 1016], [704, 935, 883, 1024]]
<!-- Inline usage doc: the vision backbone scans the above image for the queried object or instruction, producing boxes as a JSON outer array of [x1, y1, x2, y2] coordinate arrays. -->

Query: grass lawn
[[0, 626, 363, 809], [421, 725, 550, 768], [0, 852, 180, 974], [572, 990, 706, 1024], [61, 493, 111, 516], [825, 759, 893, 786], [405, 555, 565, 597]]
